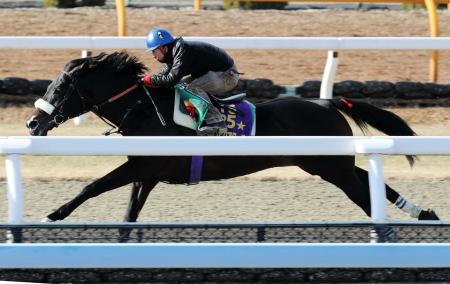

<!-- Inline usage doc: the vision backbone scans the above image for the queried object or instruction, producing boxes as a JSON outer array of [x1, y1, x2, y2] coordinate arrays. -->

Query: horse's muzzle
[[26, 119, 39, 131], [26, 117, 50, 136]]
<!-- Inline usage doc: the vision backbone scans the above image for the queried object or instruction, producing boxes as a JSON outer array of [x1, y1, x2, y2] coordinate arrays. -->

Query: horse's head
[[26, 52, 147, 136]]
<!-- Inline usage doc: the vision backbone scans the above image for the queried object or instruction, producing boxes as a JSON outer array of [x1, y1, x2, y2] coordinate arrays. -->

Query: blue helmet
[[146, 28, 174, 51]]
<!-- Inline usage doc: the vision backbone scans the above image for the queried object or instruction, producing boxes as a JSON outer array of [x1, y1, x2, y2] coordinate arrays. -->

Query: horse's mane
[[65, 51, 148, 76]]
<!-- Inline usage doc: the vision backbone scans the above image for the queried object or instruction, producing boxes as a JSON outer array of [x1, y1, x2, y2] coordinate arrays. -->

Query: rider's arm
[[158, 64, 170, 76], [150, 41, 191, 88], [142, 64, 171, 87]]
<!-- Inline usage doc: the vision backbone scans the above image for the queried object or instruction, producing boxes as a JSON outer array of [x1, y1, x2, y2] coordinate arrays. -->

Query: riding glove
[[142, 74, 152, 86]]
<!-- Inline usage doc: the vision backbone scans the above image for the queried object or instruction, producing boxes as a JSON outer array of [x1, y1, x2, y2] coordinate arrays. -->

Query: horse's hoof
[[418, 209, 440, 221], [6, 231, 15, 243], [6, 229, 22, 243], [370, 225, 399, 243], [41, 217, 56, 222]]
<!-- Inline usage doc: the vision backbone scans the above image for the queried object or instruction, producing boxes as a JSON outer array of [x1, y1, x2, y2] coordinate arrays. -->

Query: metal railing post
[[194, 0, 202, 10], [5, 154, 23, 224], [425, 0, 439, 82], [367, 154, 387, 223], [320, 50, 339, 99]]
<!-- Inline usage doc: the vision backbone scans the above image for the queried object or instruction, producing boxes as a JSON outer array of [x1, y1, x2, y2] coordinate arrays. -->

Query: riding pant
[[182, 65, 239, 124]]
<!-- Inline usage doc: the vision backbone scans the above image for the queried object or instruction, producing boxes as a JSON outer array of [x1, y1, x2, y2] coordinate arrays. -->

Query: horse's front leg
[[46, 160, 139, 221], [124, 180, 158, 222]]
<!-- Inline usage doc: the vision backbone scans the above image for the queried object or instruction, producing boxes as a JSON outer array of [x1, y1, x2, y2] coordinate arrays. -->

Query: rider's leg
[[187, 66, 239, 135], [188, 65, 239, 97]]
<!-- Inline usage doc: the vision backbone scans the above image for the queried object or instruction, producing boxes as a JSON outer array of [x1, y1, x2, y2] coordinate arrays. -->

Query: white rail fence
[[1, 36, 450, 100], [2, 135, 450, 224], [1, 135, 450, 268], [2, 36, 450, 50]]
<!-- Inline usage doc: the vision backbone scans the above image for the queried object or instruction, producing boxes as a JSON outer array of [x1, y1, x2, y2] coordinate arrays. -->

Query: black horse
[[26, 51, 439, 225]]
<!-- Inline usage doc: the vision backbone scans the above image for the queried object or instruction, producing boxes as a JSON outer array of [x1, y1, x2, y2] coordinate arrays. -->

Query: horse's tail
[[330, 97, 417, 166]]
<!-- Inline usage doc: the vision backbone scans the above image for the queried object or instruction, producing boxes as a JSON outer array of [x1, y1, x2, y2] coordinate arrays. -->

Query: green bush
[[43, 0, 105, 8], [223, 0, 288, 10], [402, 3, 425, 10]]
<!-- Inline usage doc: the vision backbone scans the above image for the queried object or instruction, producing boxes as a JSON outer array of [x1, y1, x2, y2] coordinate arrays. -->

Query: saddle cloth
[[173, 85, 256, 184]]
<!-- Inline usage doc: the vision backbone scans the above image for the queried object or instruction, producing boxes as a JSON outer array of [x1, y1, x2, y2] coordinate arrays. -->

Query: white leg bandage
[[34, 98, 55, 115], [395, 196, 422, 218]]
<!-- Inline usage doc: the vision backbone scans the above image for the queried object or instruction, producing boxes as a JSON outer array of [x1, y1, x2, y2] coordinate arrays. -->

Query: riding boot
[[197, 106, 227, 136], [186, 86, 227, 136]]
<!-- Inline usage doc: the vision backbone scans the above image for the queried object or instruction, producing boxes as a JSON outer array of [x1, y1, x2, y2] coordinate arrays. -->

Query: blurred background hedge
[[223, 0, 288, 9], [43, 0, 105, 8]]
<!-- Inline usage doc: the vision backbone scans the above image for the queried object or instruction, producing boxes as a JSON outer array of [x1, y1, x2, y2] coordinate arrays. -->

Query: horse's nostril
[[54, 115, 65, 125], [27, 120, 38, 130]]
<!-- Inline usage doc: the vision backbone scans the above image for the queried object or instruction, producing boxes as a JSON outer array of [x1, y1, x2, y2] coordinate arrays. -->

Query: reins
[[141, 83, 167, 126], [91, 82, 141, 135], [94, 82, 167, 135], [94, 83, 139, 110]]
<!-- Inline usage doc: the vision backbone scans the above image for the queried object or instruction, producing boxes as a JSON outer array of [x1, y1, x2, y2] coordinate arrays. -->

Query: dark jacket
[[150, 37, 235, 88]]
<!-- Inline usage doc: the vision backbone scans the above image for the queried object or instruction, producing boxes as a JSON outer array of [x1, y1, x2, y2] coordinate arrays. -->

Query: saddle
[[173, 85, 256, 136]]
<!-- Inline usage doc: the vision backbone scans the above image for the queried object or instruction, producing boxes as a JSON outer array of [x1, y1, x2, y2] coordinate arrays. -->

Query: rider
[[142, 27, 240, 135]]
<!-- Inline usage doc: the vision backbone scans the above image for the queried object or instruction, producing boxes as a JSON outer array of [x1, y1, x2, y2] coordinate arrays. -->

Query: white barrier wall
[[1, 243, 450, 269]]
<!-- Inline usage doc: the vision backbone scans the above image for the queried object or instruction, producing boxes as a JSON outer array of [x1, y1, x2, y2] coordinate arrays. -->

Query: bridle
[[34, 70, 166, 134], [34, 71, 95, 126]]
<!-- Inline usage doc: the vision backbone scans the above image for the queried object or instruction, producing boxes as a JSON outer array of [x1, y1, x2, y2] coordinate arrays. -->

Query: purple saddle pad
[[188, 100, 256, 185]]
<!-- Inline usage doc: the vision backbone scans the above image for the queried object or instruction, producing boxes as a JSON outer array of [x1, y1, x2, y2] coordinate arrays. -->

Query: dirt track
[[0, 179, 449, 223]]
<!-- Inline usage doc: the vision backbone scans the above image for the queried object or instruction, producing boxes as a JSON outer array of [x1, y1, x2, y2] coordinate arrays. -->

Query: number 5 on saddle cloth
[[173, 84, 256, 136]]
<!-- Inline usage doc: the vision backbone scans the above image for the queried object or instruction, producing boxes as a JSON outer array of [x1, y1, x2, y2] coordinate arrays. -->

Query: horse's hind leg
[[354, 167, 440, 220], [46, 160, 139, 221], [297, 156, 372, 217], [297, 156, 398, 242]]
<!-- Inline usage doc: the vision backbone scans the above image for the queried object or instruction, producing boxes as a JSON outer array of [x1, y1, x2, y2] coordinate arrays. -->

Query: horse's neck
[[145, 87, 175, 116], [98, 108, 127, 127], [143, 88, 176, 130], [97, 86, 177, 135], [93, 81, 145, 127]]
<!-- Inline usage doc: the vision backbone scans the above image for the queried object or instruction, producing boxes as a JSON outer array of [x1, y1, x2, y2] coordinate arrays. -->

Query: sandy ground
[[0, 7, 449, 223], [0, 8, 450, 84], [0, 179, 449, 223]]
